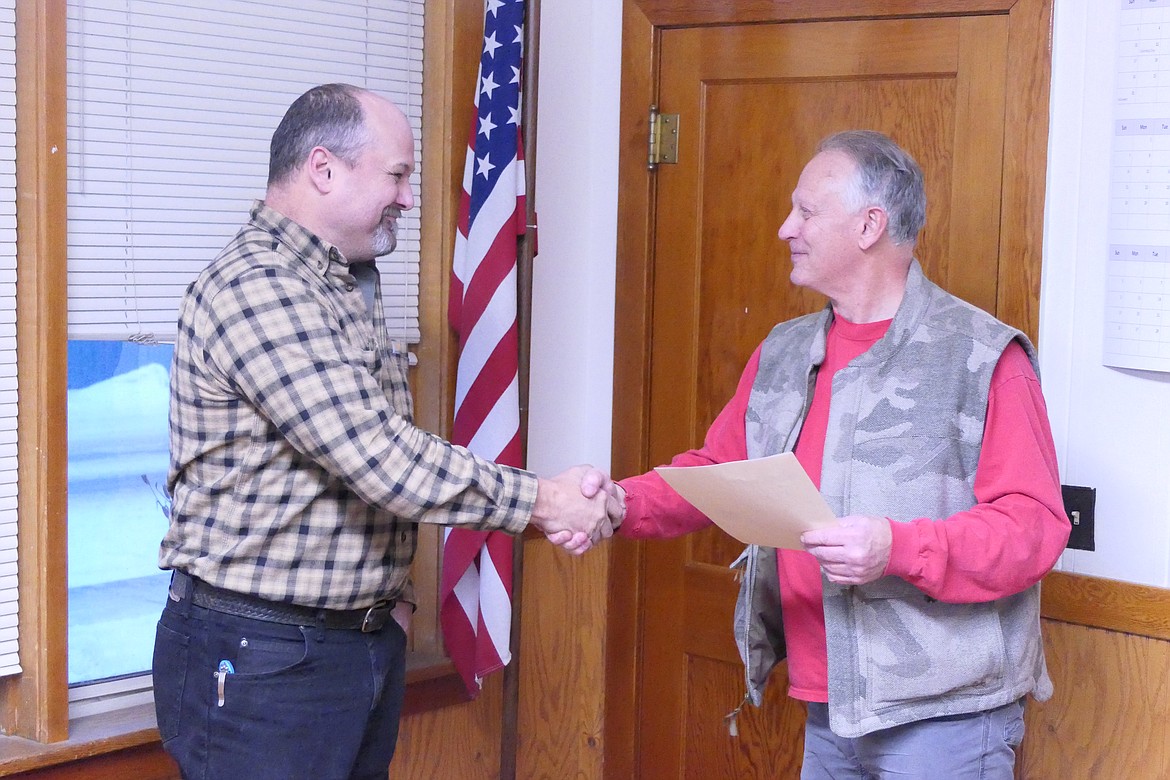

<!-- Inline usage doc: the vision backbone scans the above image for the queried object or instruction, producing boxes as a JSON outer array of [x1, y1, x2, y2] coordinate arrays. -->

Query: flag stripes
[[440, 0, 530, 696]]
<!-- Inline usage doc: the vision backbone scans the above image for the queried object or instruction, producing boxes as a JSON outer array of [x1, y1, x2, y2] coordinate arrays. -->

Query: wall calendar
[[1106, 0, 1170, 372]]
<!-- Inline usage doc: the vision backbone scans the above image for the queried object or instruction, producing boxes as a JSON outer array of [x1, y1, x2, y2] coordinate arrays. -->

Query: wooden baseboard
[[1042, 570, 1170, 640]]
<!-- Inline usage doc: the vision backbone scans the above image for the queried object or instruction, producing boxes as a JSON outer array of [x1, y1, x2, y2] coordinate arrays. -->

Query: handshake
[[530, 466, 627, 555]]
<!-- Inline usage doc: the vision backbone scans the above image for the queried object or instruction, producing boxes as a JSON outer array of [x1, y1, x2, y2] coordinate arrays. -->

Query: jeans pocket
[[232, 626, 310, 676], [152, 620, 189, 744], [1001, 699, 1026, 748], [210, 627, 317, 738]]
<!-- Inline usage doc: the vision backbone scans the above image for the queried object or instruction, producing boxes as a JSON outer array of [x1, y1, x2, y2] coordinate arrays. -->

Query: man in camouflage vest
[[597, 131, 1070, 778]]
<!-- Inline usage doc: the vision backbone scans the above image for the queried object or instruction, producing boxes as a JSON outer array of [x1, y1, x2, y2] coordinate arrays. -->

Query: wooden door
[[607, 2, 1053, 778]]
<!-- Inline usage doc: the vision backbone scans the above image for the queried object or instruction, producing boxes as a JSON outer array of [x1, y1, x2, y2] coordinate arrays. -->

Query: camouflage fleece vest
[[733, 260, 1053, 738]]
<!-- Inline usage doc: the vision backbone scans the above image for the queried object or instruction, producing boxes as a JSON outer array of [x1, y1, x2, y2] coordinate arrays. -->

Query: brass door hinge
[[648, 105, 680, 170]]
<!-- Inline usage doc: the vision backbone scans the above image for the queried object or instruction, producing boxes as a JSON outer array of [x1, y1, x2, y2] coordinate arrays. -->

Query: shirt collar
[[250, 200, 351, 281]]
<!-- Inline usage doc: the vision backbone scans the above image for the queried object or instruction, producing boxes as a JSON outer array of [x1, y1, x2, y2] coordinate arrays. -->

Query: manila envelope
[[655, 452, 836, 550]]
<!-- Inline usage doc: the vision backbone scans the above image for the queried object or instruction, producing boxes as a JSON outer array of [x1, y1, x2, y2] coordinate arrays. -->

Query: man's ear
[[307, 146, 334, 193], [858, 206, 888, 250]]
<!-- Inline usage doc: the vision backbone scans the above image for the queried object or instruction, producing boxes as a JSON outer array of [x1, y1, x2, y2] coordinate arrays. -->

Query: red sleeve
[[883, 340, 1071, 601], [617, 346, 760, 539]]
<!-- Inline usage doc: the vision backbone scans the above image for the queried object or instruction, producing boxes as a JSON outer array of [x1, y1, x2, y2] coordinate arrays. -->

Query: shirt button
[[346, 283, 355, 291], [317, 261, 324, 270]]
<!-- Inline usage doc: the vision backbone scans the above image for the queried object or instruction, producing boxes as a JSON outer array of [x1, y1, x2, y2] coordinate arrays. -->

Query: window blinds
[[0, 0, 20, 678], [65, 0, 425, 344]]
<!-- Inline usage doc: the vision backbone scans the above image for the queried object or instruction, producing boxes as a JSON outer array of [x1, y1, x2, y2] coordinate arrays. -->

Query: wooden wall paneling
[[1024, 619, 1170, 780], [1024, 571, 1170, 779], [391, 675, 506, 780], [518, 539, 607, 778]]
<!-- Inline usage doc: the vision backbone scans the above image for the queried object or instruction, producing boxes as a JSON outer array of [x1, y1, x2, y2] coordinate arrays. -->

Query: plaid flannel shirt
[[160, 202, 537, 610]]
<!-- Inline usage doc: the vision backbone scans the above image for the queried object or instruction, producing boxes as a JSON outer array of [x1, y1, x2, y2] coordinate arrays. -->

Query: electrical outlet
[[1061, 484, 1096, 551]]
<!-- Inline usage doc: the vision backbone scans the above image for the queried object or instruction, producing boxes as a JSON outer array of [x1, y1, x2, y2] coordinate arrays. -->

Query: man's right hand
[[578, 468, 625, 530], [532, 465, 613, 555]]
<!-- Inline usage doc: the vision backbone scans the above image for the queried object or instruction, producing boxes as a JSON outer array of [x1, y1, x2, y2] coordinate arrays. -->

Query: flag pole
[[500, 0, 540, 777]]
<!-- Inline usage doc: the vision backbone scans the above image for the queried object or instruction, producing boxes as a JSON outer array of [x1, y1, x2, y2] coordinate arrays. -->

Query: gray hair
[[816, 130, 926, 246], [267, 83, 372, 187]]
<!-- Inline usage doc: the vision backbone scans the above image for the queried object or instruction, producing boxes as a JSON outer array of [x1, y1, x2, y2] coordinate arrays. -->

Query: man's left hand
[[800, 515, 892, 586]]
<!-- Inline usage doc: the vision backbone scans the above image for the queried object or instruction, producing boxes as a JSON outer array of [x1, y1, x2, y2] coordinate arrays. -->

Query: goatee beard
[[371, 226, 397, 258]]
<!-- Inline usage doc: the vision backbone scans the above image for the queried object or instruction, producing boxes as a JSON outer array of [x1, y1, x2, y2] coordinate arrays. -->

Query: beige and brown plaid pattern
[[160, 202, 535, 610]]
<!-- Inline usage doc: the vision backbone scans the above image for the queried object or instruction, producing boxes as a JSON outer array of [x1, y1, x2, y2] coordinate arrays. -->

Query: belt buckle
[[360, 600, 393, 633]]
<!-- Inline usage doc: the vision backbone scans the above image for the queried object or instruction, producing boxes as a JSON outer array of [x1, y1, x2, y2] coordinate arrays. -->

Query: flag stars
[[513, 25, 523, 46], [478, 111, 498, 139], [483, 31, 502, 59], [476, 153, 497, 180], [486, 0, 504, 17], [510, 65, 520, 85], [481, 71, 500, 100], [508, 104, 521, 126]]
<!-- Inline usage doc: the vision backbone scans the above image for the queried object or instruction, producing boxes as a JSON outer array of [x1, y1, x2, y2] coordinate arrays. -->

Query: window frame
[[0, 0, 468, 767]]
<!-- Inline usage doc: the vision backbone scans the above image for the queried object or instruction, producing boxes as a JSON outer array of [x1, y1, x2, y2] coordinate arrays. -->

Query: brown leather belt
[[169, 570, 395, 633]]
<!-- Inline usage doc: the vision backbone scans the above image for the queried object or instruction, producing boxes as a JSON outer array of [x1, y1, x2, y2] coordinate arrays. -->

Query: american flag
[[440, 0, 530, 697]]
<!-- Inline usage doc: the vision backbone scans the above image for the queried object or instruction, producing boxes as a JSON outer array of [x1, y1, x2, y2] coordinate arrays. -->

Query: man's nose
[[398, 182, 416, 211], [778, 212, 797, 241]]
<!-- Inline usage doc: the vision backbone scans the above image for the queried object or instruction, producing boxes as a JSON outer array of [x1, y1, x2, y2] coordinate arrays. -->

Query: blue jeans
[[153, 593, 407, 780], [801, 699, 1025, 780]]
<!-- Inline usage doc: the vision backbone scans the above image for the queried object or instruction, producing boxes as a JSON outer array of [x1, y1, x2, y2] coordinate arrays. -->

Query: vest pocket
[[855, 588, 1006, 712]]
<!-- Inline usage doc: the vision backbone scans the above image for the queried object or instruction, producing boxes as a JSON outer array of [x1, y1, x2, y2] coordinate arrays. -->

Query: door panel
[[637, 14, 1011, 778], [684, 656, 804, 780]]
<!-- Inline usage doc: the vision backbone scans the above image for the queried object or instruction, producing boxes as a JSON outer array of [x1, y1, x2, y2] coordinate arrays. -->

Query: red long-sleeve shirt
[[618, 316, 1069, 702]]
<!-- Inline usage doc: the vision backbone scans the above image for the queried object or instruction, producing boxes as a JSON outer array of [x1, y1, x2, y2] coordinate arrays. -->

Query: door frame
[[604, 1, 1053, 776]]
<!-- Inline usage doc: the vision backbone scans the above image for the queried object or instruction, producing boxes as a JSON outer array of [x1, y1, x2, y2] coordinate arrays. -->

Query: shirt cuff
[[615, 480, 636, 537], [884, 519, 920, 578], [497, 464, 540, 534]]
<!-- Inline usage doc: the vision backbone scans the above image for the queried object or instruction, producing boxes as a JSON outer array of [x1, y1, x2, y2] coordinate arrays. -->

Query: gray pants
[[801, 699, 1025, 780]]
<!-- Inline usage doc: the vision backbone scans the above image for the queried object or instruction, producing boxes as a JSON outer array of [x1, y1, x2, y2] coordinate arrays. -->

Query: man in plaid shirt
[[152, 83, 613, 780]]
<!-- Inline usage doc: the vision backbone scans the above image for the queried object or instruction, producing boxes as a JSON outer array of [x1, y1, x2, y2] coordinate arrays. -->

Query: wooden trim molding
[[604, 3, 657, 776], [402, 659, 470, 716], [0, 742, 176, 780], [630, 0, 1018, 27], [5, 0, 71, 744], [1042, 570, 1170, 642]]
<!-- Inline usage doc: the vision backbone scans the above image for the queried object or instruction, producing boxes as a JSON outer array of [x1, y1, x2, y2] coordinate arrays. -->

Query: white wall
[[1042, 0, 1170, 587], [525, 0, 622, 477], [527, 0, 1170, 589]]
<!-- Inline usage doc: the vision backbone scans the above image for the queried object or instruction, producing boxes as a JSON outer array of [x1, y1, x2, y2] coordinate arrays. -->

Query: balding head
[[264, 84, 416, 263], [268, 83, 373, 189]]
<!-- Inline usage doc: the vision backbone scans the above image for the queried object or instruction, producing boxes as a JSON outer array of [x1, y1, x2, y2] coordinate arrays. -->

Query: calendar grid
[[1106, 0, 1170, 372]]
